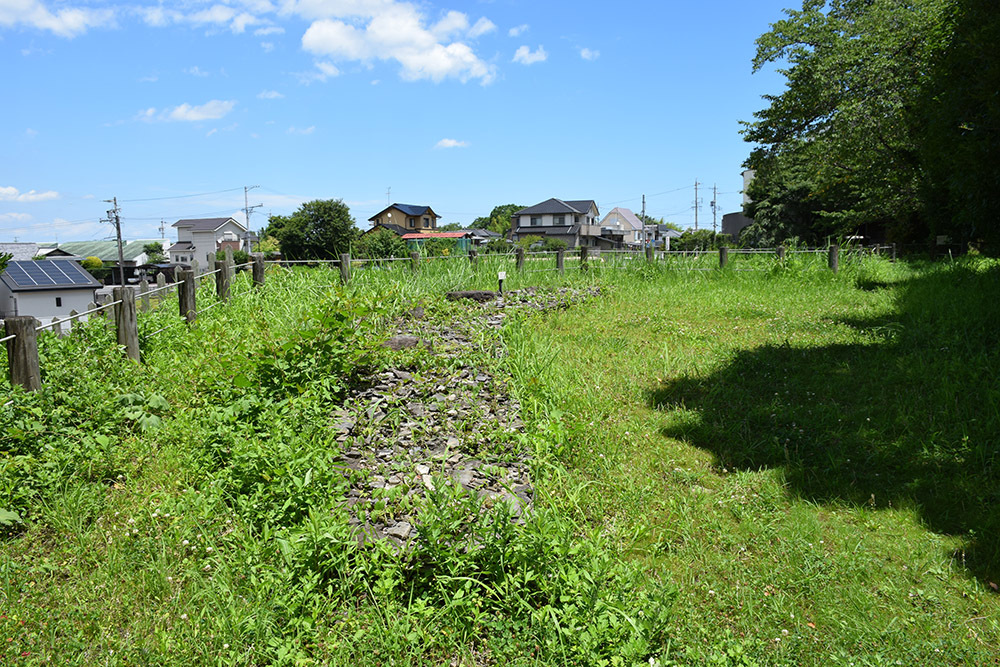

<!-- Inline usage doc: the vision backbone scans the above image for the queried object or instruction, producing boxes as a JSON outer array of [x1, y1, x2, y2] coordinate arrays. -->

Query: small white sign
[[498, 271, 507, 280]]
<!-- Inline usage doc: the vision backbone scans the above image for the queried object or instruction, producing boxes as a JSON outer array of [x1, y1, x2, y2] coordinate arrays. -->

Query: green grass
[[2, 253, 998, 665], [506, 255, 1000, 664]]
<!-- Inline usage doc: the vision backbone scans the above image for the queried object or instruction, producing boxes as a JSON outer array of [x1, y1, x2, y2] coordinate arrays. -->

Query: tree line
[[741, 0, 999, 251]]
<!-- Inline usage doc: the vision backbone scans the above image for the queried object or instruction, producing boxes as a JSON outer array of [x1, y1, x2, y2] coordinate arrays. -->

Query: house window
[[554, 215, 565, 225], [575, 215, 580, 223], [423, 218, 430, 228], [56, 297, 62, 307], [530, 216, 541, 226], [408, 218, 416, 228]]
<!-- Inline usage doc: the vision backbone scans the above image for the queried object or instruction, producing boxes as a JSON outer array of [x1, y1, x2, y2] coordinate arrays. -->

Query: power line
[[121, 186, 244, 203]]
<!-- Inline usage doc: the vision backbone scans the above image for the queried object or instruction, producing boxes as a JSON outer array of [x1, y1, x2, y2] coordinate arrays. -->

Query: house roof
[[604, 207, 644, 231], [513, 225, 580, 235], [167, 241, 194, 252], [0, 243, 40, 261], [515, 199, 598, 217], [465, 228, 501, 238], [57, 239, 163, 262], [172, 217, 245, 232], [368, 204, 440, 221], [401, 232, 469, 239], [0, 260, 101, 292]]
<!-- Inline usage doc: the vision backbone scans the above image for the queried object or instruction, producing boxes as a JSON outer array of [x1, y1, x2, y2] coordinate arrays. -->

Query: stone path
[[331, 286, 600, 546]]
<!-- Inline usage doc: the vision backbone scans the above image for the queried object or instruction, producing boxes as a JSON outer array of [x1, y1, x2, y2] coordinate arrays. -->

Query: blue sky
[[1, 0, 793, 243]]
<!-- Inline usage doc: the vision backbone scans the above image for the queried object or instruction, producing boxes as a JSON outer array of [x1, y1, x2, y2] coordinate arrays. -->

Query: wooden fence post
[[579, 246, 589, 271], [339, 253, 351, 284], [252, 253, 266, 287], [139, 279, 150, 312], [828, 245, 839, 273], [556, 249, 565, 274], [178, 270, 197, 323], [50, 317, 62, 338], [777, 246, 786, 263], [645, 245, 654, 262], [206, 253, 215, 274], [468, 248, 478, 267], [515, 247, 525, 271], [892, 243, 897, 262], [113, 286, 140, 361], [156, 272, 167, 289], [719, 247, 729, 268], [215, 260, 230, 301], [410, 251, 420, 273], [5, 317, 41, 392]]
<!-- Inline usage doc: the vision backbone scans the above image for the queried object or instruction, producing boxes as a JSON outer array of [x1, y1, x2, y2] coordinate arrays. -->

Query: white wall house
[[0, 260, 101, 326], [599, 208, 645, 245], [169, 217, 247, 270], [510, 199, 602, 247]]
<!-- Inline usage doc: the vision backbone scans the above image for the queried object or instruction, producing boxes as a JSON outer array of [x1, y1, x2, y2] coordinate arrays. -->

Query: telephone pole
[[641, 194, 647, 246], [386, 186, 391, 206], [693, 179, 700, 231], [158, 219, 165, 239], [244, 185, 262, 252], [103, 197, 126, 286], [710, 184, 718, 234]]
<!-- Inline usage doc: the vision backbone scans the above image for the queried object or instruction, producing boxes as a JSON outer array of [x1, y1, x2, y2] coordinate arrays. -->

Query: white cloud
[[138, 74, 158, 83], [25, 128, 38, 137], [508, 23, 528, 37], [512, 45, 546, 65], [0, 0, 114, 37], [0, 186, 59, 202], [580, 47, 599, 61], [300, 2, 495, 84], [287, 125, 316, 135], [261, 41, 274, 51], [468, 17, 495, 38], [296, 60, 341, 83], [0, 212, 32, 222], [186, 66, 210, 77], [206, 128, 218, 137], [255, 25, 284, 35], [434, 138, 468, 149], [257, 89, 284, 99], [168, 100, 237, 121], [139, 3, 264, 34]]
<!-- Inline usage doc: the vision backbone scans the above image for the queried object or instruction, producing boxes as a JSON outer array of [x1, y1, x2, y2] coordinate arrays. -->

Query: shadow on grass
[[649, 260, 1000, 585]]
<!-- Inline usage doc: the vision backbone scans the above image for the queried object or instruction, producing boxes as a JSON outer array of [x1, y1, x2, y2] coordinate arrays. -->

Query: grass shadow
[[649, 259, 1000, 585]]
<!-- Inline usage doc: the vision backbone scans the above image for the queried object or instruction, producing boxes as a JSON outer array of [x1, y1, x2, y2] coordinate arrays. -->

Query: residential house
[[368, 204, 441, 233], [599, 208, 645, 246], [169, 217, 248, 268], [0, 260, 101, 324], [647, 225, 683, 250], [510, 199, 601, 248], [464, 228, 502, 247], [57, 239, 164, 283]]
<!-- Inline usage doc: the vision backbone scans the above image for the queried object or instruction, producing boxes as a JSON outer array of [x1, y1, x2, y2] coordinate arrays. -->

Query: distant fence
[[2, 244, 894, 391]]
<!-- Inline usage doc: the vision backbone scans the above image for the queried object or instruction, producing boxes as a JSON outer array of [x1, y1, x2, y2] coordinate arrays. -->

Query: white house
[[168, 217, 247, 268], [0, 260, 100, 325], [599, 208, 645, 246], [510, 199, 601, 247]]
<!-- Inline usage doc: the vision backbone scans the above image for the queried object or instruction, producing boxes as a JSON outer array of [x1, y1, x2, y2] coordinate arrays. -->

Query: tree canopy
[[742, 0, 998, 250], [355, 228, 408, 259], [264, 199, 359, 260], [471, 204, 524, 236]]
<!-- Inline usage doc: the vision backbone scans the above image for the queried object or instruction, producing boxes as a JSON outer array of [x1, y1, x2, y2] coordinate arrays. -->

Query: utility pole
[[244, 185, 262, 252], [104, 197, 126, 287], [158, 219, 165, 239], [711, 184, 718, 234], [641, 194, 647, 246], [693, 179, 700, 231], [386, 186, 391, 206]]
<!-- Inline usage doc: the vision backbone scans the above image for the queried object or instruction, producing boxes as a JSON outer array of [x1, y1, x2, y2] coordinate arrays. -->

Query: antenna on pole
[[386, 186, 391, 206], [244, 185, 262, 252], [159, 219, 165, 239]]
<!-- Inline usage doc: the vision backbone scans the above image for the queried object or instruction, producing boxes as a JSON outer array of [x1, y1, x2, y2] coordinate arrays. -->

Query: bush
[[216, 249, 251, 266], [81, 256, 102, 270], [540, 237, 568, 252], [355, 228, 407, 259]]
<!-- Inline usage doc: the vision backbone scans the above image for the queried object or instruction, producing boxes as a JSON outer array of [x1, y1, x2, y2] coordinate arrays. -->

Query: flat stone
[[383, 335, 423, 350], [386, 522, 412, 540]]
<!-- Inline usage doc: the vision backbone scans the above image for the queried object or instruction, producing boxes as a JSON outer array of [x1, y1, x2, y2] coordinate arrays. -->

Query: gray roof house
[[0, 260, 101, 323], [510, 199, 601, 248], [169, 217, 248, 270]]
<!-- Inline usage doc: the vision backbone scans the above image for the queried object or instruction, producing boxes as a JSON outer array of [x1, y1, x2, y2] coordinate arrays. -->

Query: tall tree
[[264, 199, 359, 260], [471, 204, 524, 236], [742, 0, 954, 244]]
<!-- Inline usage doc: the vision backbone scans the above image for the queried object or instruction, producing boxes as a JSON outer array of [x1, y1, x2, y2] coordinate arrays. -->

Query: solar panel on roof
[[2, 260, 97, 289]]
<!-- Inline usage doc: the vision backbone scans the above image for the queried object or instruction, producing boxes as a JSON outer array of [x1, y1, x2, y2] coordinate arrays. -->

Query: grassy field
[[1, 253, 998, 665]]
